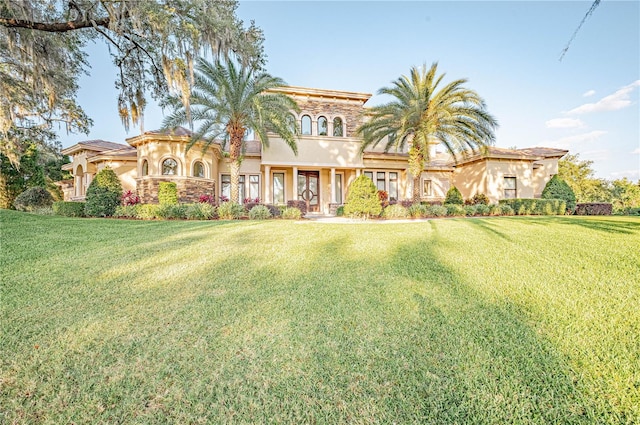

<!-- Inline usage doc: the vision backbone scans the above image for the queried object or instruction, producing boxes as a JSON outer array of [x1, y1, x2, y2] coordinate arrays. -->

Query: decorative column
[[264, 165, 271, 204], [356, 169, 361, 177], [330, 168, 336, 203], [292, 167, 298, 203]]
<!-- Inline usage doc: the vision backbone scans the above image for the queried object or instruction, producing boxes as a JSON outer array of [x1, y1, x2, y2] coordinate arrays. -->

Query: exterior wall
[[484, 159, 535, 203], [453, 160, 487, 201], [136, 139, 218, 180], [420, 171, 453, 202], [96, 161, 137, 193], [262, 136, 364, 168], [137, 177, 215, 204], [531, 158, 559, 198], [292, 95, 366, 137]]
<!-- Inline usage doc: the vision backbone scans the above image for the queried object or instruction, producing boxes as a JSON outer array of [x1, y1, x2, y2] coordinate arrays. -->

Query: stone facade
[[294, 97, 365, 137], [137, 177, 215, 204]]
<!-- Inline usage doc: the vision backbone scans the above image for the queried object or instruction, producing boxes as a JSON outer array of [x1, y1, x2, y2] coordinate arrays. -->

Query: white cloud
[[610, 169, 640, 179], [545, 118, 584, 129], [545, 130, 607, 149], [632, 148, 640, 155], [582, 89, 596, 97], [568, 80, 640, 114]]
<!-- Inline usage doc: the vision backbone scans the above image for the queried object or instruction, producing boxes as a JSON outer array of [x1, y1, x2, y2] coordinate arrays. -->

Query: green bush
[[407, 203, 427, 218], [463, 205, 478, 216], [499, 199, 565, 215], [53, 201, 86, 217], [218, 202, 245, 220], [467, 193, 489, 205], [427, 205, 448, 217], [445, 204, 466, 217], [575, 203, 613, 216], [158, 182, 178, 205], [114, 205, 139, 218], [542, 175, 576, 212], [444, 186, 464, 205], [31, 207, 54, 215], [157, 204, 186, 220], [249, 205, 272, 220], [475, 204, 491, 216], [343, 175, 382, 218], [383, 204, 409, 219], [336, 205, 344, 217], [84, 168, 122, 217], [136, 204, 161, 220], [499, 205, 514, 216], [13, 187, 54, 211], [185, 203, 216, 220], [281, 207, 302, 220]]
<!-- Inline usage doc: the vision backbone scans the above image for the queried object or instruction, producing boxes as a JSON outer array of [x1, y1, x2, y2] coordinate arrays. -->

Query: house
[[61, 86, 568, 213]]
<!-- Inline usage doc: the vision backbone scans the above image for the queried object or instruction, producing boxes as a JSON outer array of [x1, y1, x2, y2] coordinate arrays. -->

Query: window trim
[[504, 176, 517, 199], [317, 116, 328, 136], [332, 117, 344, 137], [192, 160, 206, 178], [301, 115, 312, 135], [141, 159, 149, 176], [422, 178, 433, 197], [161, 157, 179, 176]]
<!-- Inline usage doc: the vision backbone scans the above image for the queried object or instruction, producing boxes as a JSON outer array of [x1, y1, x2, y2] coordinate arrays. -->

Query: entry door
[[298, 171, 319, 212]]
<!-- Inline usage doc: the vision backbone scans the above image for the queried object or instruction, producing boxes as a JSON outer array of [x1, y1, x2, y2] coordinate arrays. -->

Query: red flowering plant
[[377, 190, 389, 208], [219, 195, 229, 203], [199, 195, 215, 204], [122, 190, 140, 206]]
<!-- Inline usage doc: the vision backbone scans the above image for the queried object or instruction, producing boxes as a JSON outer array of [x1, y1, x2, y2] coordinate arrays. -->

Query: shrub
[[427, 204, 448, 217], [463, 205, 478, 216], [84, 168, 122, 217], [249, 205, 272, 220], [575, 203, 613, 216], [185, 203, 216, 220], [158, 182, 178, 205], [499, 205, 515, 216], [198, 194, 215, 204], [114, 205, 139, 218], [444, 186, 463, 205], [542, 175, 576, 212], [136, 204, 160, 220], [264, 204, 281, 218], [157, 203, 186, 220], [383, 204, 409, 219], [336, 205, 345, 217], [281, 207, 302, 220], [475, 204, 491, 216], [122, 190, 140, 206], [466, 193, 489, 205], [13, 187, 54, 211], [408, 203, 427, 218], [32, 207, 54, 215], [377, 190, 389, 208], [344, 175, 382, 218], [218, 202, 245, 220], [287, 200, 307, 215], [445, 204, 466, 217], [499, 199, 565, 215], [53, 201, 86, 217]]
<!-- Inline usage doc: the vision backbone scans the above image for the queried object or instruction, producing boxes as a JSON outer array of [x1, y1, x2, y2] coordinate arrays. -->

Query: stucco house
[[61, 86, 567, 214]]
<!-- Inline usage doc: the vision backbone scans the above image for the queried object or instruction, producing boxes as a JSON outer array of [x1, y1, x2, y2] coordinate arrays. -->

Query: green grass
[[1, 210, 639, 424]]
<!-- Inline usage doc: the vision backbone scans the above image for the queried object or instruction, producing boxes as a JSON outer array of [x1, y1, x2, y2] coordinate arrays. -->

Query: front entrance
[[298, 170, 319, 212]]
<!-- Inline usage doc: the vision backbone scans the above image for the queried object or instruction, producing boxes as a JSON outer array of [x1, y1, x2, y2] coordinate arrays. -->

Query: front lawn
[[1, 211, 638, 424]]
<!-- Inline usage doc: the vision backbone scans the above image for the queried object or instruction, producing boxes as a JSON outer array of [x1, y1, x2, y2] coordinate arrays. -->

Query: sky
[[66, 1, 640, 180]]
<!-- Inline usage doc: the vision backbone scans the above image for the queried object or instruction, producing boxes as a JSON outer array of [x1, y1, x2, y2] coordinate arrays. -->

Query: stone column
[[264, 165, 271, 204], [356, 169, 361, 177]]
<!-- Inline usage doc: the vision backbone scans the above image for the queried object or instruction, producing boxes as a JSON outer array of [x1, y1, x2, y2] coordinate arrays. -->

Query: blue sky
[[67, 1, 640, 180]]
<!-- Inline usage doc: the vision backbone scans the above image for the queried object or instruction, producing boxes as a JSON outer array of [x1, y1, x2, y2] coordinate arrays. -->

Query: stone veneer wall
[[137, 177, 215, 204], [295, 97, 365, 136]]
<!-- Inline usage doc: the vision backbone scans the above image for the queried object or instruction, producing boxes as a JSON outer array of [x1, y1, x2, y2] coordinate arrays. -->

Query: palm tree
[[357, 63, 498, 202], [163, 58, 299, 203]]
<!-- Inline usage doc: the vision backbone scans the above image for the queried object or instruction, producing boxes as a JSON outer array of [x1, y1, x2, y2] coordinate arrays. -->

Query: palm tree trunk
[[228, 127, 244, 204], [412, 176, 421, 204]]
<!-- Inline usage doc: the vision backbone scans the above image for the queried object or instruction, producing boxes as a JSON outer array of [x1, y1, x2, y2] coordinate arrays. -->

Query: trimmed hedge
[[499, 198, 566, 215], [542, 175, 576, 212], [158, 182, 178, 205], [84, 168, 122, 217], [53, 201, 86, 217], [574, 203, 613, 216], [382, 204, 409, 219], [344, 175, 382, 218]]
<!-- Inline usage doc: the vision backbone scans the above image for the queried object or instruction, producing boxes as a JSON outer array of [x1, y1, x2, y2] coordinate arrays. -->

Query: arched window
[[162, 158, 178, 175], [318, 116, 328, 136], [301, 115, 312, 135], [193, 161, 205, 178], [141, 160, 148, 176], [333, 117, 344, 137]]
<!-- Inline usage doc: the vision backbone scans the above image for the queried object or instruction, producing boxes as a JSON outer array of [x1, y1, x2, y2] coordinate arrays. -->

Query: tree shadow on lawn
[[518, 216, 640, 235], [459, 217, 512, 241], [4, 222, 607, 423]]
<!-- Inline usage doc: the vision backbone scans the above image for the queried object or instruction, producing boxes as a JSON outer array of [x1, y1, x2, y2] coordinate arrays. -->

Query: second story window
[[318, 116, 328, 136], [301, 115, 312, 135], [141, 160, 148, 176], [333, 117, 344, 137], [162, 158, 177, 175], [193, 161, 205, 178]]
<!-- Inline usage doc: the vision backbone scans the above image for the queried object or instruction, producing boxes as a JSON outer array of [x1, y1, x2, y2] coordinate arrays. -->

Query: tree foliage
[[84, 167, 122, 216], [163, 58, 299, 203], [356, 63, 497, 202], [1, 0, 264, 164], [559, 154, 611, 202], [542, 174, 576, 211], [444, 186, 464, 205], [344, 175, 382, 218]]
